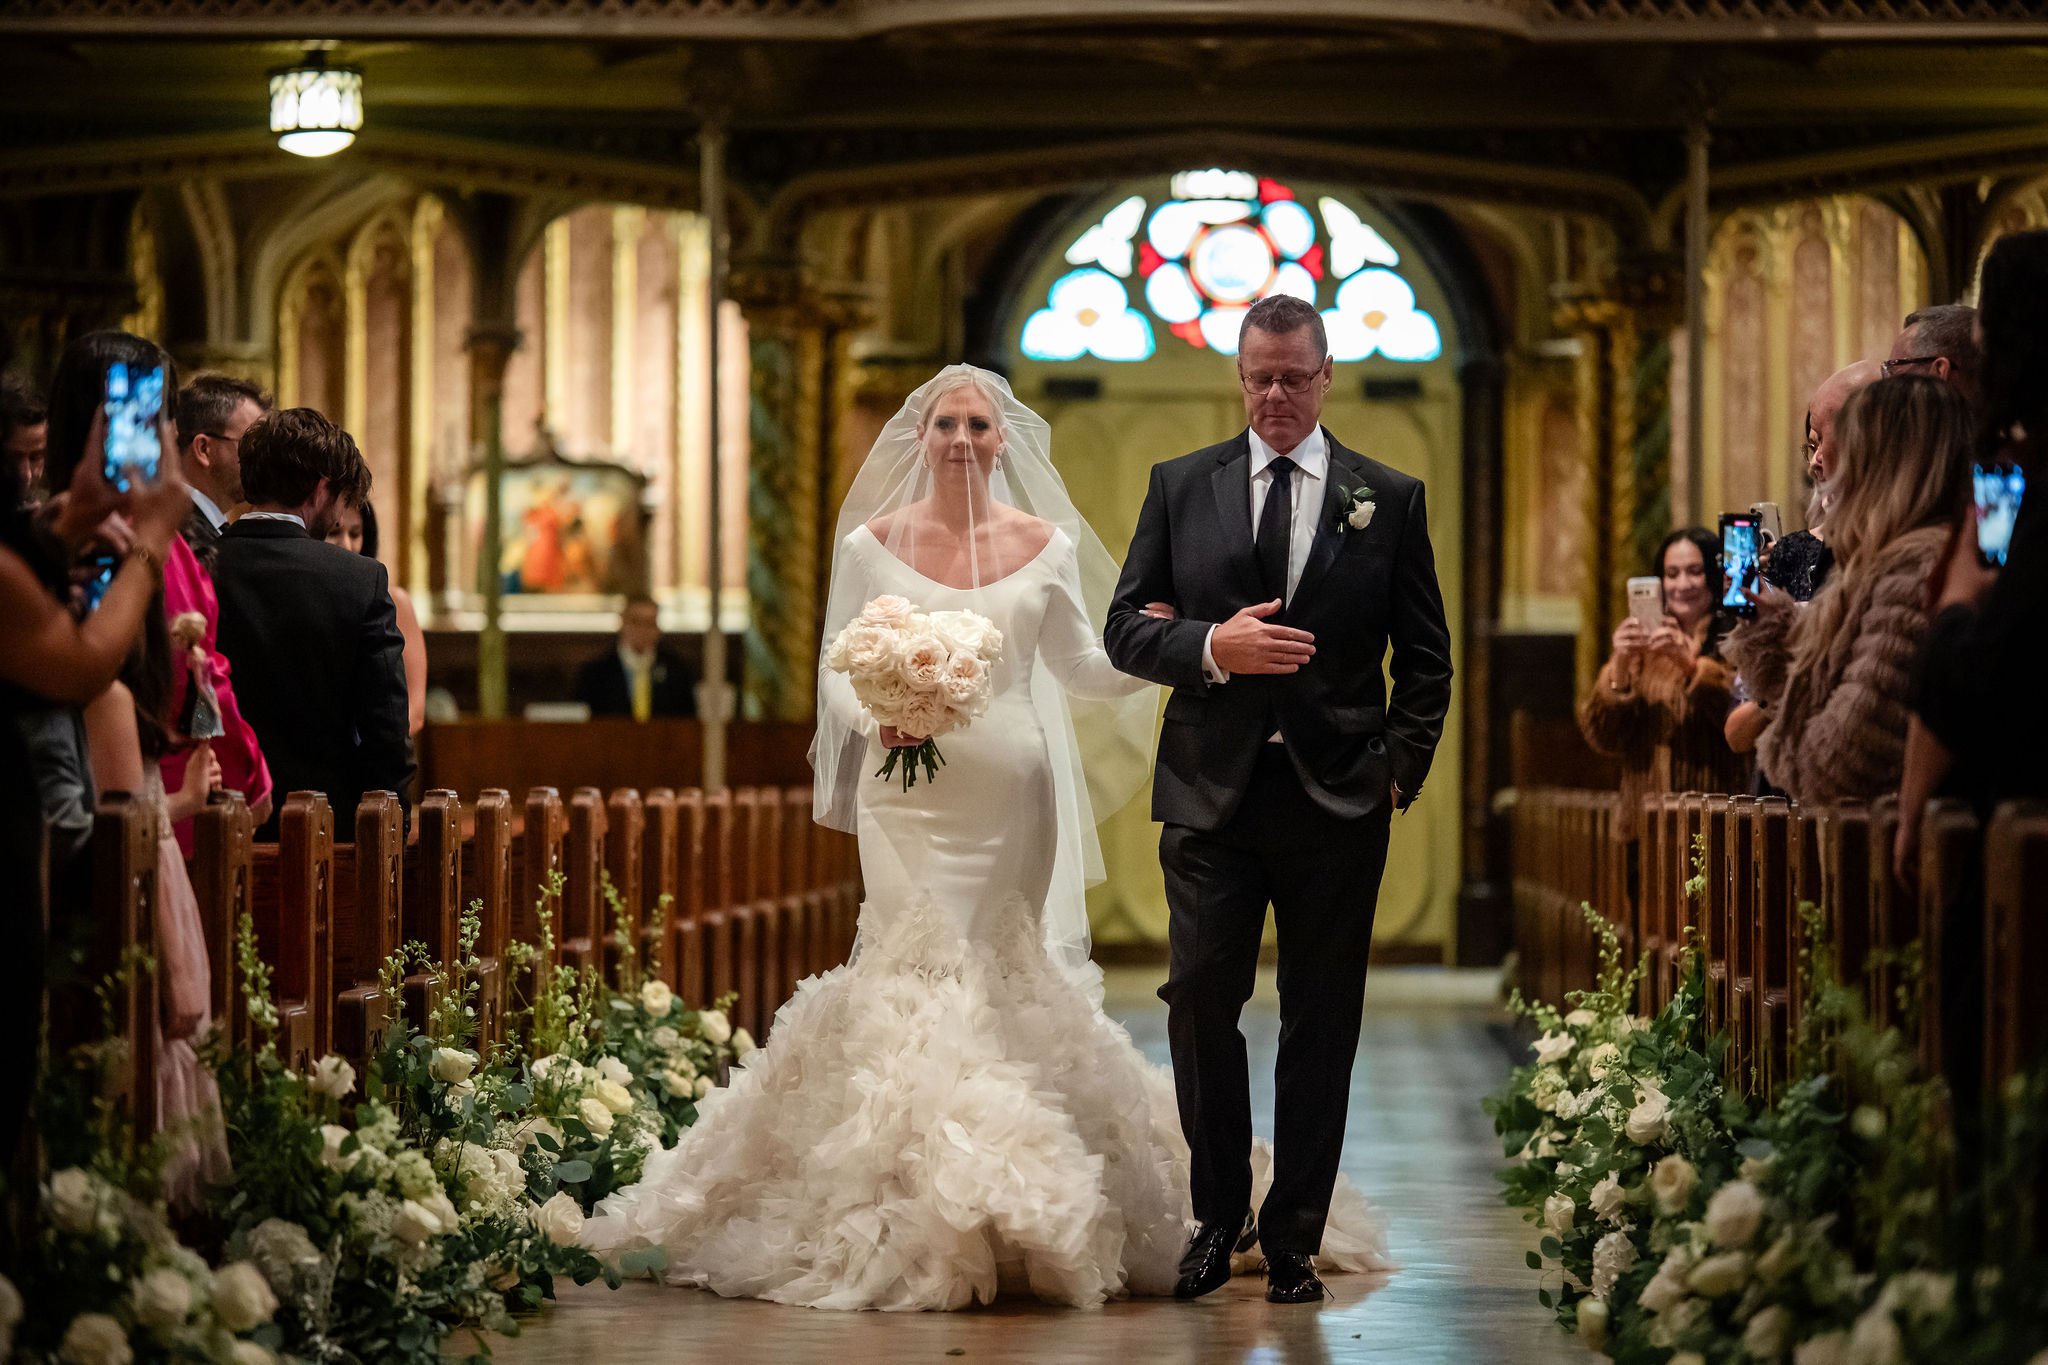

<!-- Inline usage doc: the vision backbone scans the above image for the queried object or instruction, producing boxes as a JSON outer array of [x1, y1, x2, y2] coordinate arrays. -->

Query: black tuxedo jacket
[[573, 647, 697, 719], [1106, 427, 1453, 832], [213, 518, 414, 836]]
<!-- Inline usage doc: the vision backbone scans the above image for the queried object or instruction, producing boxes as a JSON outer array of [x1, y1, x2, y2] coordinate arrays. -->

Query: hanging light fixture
[[269, 50, 363, 158]]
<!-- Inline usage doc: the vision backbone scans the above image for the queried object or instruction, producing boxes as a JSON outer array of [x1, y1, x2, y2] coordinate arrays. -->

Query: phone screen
[[102, 360, 166, 493], [1973, 462, 2026, 568], [78, 555, 118, 614], [1719, 514, 1760, 616]]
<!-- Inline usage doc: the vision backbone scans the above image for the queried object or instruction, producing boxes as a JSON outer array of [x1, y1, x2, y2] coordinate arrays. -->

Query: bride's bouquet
[[825, 594, 1003, 791]]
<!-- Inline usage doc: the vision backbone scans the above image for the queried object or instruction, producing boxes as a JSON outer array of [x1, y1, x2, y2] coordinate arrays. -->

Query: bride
[[581, 365, 1392, 1310]]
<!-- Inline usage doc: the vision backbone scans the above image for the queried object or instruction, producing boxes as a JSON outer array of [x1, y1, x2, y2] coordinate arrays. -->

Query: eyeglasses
[[1881, 355, 1941, 377], [197, 431, 242, 445], [1239, 371, 1319, 395]]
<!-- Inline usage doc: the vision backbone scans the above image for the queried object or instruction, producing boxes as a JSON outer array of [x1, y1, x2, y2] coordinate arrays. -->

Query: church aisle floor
[[481, 966, 1589, 1365]]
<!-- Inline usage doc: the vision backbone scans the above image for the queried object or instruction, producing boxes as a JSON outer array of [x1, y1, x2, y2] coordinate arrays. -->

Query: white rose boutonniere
[[1335, 482, 1377, 534]]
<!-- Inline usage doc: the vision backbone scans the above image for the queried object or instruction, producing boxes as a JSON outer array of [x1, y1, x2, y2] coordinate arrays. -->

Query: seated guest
[[575, 592, 696, 720], [213, 408, 412, 838], [1725, 375, 1971, 805], [1579, 526, 1749, 850], [2, 369, 47, 503], [161, 373, 276, 839], [325, 495, 427, 736]]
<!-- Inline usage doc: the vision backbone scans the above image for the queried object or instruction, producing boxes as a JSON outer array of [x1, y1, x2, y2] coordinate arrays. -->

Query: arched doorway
[[991, 168, 1476, 961]]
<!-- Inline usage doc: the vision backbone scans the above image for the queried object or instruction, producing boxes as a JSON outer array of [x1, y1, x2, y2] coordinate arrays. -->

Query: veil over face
[[810, 364, 1159, 974]]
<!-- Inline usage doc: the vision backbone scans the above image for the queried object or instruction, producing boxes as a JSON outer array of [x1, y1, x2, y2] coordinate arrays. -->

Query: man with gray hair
[[1885, 303, 1980, 406], [1106, 292, 1452, 1304]]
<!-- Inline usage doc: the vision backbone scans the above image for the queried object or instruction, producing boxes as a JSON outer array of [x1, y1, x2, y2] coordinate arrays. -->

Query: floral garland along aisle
[[1486, 894, 2048, 1365], [3, 871, 751, 1364]]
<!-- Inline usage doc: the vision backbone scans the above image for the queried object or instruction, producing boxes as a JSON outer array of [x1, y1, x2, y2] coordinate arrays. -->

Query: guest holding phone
[[1579, 526, 1749, 862], [1723, 375, 1970, 806]]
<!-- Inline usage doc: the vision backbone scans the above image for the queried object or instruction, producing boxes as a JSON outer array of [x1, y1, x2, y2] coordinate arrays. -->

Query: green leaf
[[553, 1159, 594, 1184], [1526, 1249, 1544, 1269], [1539, 1236, 1563, 1259], [1538, 1287, 1554, 1308]]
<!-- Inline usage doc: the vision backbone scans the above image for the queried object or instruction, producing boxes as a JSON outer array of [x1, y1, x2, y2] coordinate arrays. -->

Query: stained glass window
[[1020, 171, 1441, 364]]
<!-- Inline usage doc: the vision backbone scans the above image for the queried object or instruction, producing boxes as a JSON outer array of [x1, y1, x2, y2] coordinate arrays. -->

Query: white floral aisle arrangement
[[1487, 903, 2048, 1365], [825, 594, 1003, 791]]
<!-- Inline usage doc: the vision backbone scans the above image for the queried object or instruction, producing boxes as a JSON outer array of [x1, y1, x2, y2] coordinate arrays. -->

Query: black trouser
[[1158, 744, 1393, 1256]]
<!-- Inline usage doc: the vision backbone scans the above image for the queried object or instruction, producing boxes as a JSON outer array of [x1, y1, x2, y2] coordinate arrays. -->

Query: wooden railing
[[79, 782, 860, 1132], [1506, 787, 2048, 1102]]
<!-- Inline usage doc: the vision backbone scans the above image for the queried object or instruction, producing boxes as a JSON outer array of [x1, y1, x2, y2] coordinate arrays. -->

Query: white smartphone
[[1626, 576, 1664, 630]]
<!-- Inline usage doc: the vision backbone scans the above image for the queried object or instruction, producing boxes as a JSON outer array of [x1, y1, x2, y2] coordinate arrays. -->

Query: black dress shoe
[[1264, 1251, 1325, 1304], [1173, 1212, 1258, 1300]]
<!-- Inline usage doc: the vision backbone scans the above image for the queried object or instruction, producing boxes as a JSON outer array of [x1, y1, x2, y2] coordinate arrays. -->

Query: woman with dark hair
[[1578, 526, 1749, 844], [325, 495, 428, 735]]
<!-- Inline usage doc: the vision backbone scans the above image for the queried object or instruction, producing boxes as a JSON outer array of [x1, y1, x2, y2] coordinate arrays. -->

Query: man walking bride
[[582, 356, 1402, 1310]]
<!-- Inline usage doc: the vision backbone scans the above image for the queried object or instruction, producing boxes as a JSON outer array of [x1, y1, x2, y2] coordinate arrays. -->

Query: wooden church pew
[[603, 787, 645, 982], [1722, 795, 1756, 1089], [730, 788, 765, 1039], [1753, 797, 1794, 1099], [559, 787, 607, 975], [466, 788, 514, 1048], [249, 792, 330, 1072], [86, 792, 160, 1137], [1915, 798, 1981, 1081], [513, 787, 566, 993], [189, 791, 253, 1050], [700, 789, 738, 1011], [402, 790, 463, 1031], [670, 789, 707, 1001], [640, 788, 680, 984], [332, 790, 402, 1069], [1983, 801, 2048, 1099]]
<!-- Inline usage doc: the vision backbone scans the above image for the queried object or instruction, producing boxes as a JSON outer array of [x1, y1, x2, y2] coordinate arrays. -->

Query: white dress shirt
[[237, 510, 306, 529], [1201, 425, 1328, 685], [188, 486, 227, 532]]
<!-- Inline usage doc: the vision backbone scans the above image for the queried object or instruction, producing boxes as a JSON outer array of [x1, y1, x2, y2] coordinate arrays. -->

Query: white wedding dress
[[581, 526, 1394, 1310]]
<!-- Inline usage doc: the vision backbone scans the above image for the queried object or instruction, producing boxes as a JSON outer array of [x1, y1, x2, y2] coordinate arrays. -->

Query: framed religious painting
[[453, 428, 654, 614]]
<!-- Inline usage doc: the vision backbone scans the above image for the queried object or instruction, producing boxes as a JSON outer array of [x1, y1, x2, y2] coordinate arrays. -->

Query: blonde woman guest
[[1579, 527, 1750, 841], [1724, 375, 1971, 806]]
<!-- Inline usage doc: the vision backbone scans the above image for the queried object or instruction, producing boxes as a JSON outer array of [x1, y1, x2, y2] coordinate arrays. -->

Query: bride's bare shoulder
[[995, 507, 1057, 557]]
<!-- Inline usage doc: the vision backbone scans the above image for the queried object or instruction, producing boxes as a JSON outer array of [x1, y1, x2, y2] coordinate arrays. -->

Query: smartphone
[[1626, 576, 1664, 631], [1972, 462, 2026, 568], [78, 554, 118, 613], [101, 360, 166, 493], [1718, 512, 1761, 618], [1750, 501, 1784, 546]]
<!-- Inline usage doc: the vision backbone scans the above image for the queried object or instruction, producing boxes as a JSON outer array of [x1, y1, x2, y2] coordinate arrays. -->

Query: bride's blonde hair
[[1788, 375, 1970, 682]]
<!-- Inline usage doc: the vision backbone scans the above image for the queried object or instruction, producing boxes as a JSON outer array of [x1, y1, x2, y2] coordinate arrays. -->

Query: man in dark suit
[[1105, 294, 1453, 1305], [171, 372, 269, 569], [574, 592, 696, 720], [213, 407, 413, 839]]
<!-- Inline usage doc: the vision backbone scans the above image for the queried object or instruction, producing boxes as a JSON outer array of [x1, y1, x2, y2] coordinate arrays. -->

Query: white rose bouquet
[[825, 595, 1004, 791]]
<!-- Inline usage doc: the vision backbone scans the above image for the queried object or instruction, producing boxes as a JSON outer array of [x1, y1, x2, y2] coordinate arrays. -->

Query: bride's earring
[[994, 444, 1007, 471]]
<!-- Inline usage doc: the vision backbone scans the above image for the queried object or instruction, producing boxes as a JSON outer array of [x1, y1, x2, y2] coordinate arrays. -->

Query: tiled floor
[[483, 965, 1590, 1364]]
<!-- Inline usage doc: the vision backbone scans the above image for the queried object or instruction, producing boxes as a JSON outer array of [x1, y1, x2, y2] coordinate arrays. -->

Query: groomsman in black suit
[[574, 593, 697, 720], [171, 373, 268, 569], [213, 407, 413, 838]]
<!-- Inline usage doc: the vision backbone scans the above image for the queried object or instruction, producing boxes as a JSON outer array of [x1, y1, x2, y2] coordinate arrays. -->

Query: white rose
[[1745, 1304, 1793, 1361], [429, 1047, 478, 1084], [1346, 499, 1375, 531], [1755, 1231, 1797, 1284], [1795, 1332, 1852, 1365], [845, 624, 896, 676], [1687, 1250, 1749, 1297], [699, 1010, 733, 1046], [1533, 1031, 1575, 1065], [1851, 1105, 1887, 1140], [247, 1219, 321, 1292], [855, 670, 911, 718], [1589, 1230, 1636, 1298], [1584, 1042, 1622, 1082], [858, 594, 915, 628], [1877, 1269, 1954, 1321], [938, 650, 989, 708], [1577, 1295, 1608, 1351], [319, 1123, 359, 1173], [1638, 1253, 1691, 1314], [46, 1167, 99, 1234], [514, 1117, 563, 1153], [532, 1190, 584, 1247], [1848, 1305, 1904, 1365], [230, 1344, 277, 1365], [926, 609, 1000, 656], [1563, 1007, 1598, 1028], [59, 1312, 130, 1365], [1543, 1194, 1576, 1238], [694, 1075, 714, 1099], [1627, 1086, 1673, 1145], [578, 1096, 615, 1138], [596, 1056, 633, 1088], [593, 1078, 635, 1115], [1589, 1171, 1626, 1223], [0, 1271, 19, 1334], [1740, 1149, 1779, 1184], [731, 1028, 757, 1058], [131, 1267, 194, 1329], [530, 1054, 561, 1081], [639, 979, 675, 1016], [662, 1068, 694, 1094], [390, 1199, 442, 1246], [894, 634, 949, 691], [1649, 1154, 1697, 1213], [650, 1026, 680, 1050], [307, 1053, 357, 1101], [211, 1262, 278, 1333], [1704, 1179, 1765, 1248], [423, 1190, 461, 1234]]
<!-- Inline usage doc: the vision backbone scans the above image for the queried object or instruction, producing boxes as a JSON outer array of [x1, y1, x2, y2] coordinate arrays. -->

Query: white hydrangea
[[1589, 1230, 1636, 1298]]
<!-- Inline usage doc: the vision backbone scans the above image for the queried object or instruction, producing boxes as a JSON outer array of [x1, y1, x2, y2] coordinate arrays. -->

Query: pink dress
[[145, 761, 232, 1208], [160, 533, 272, 853]]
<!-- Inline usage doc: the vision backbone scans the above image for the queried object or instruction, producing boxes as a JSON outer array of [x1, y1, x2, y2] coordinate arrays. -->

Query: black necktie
[[1256, 455, 1295, 604]]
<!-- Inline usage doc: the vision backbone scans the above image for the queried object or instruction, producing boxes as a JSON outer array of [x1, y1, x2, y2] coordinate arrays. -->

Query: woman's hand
[[1935, 521, 1997, 612], [169, 740, 220, 824], [1141, 601, 1178, 621], [878, 725, 926, 749], [1611, 617, 1648, 661]]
